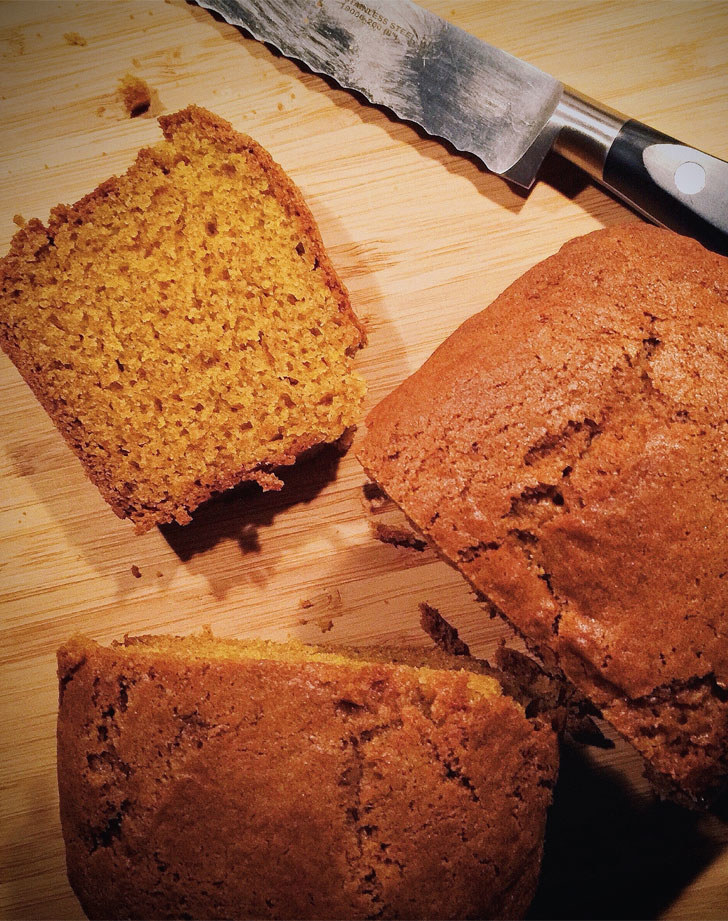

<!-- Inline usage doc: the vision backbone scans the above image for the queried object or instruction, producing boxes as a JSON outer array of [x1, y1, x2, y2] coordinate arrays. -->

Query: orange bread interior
[[0, 105, 366, 531]]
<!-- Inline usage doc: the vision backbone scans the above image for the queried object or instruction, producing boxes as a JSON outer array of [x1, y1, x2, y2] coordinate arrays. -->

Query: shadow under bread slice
[[57, 631, 557, 921], [0, 105, 365, 532], [357, 223, 728, 806]]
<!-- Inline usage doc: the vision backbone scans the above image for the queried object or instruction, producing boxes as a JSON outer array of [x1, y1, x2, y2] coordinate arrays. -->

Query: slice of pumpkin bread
[[57, 632, 557, 920], [0, 106, 365, 531]]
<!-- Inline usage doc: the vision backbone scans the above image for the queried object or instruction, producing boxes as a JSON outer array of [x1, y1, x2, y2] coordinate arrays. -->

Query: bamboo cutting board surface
[[1, 1, 727, 918]]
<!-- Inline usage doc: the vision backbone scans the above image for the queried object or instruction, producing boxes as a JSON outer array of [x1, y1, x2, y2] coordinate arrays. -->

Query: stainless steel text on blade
[[197, 0, 563, 184]]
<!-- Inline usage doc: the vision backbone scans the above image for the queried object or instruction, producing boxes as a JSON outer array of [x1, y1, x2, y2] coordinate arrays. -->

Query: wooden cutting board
[[1, 2, 727, 918]]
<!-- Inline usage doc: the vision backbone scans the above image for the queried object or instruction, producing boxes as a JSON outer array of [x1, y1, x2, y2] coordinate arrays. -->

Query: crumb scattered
[[297, 589, 344, 629], [371, 521, 428, 552], [419, 602, 471, 656], [290, 92, 295, 99], [335, 425, 356, 453], [12, 214, 25, 227], [494, 644, 612, 747], [117, 74, 154, 118], [277, 102, 284, 111], [131, 564, 141, 578], [418, 603, 610, 746], [255, 470, 284, 490], [96, 104, 106, 117], [156, 570, 163, 578], [131, 56, 141, 68], [361, 481, 390, 512], [63, 31, 87, 46]]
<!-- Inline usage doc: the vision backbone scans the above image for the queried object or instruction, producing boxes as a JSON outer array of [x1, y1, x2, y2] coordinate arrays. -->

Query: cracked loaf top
[[358, 224, 728, 804], [57, 633, 557, 921]]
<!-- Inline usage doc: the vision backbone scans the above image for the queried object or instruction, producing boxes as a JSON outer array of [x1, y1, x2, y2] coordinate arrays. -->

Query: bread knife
[[197, 0, 728, 255]]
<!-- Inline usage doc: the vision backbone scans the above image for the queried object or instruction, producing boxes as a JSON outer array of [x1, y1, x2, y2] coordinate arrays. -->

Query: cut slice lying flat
[[0, 105, 366, 531]]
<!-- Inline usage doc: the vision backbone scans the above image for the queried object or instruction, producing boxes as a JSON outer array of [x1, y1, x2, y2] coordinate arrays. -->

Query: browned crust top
[[358, 223, 728, 800], [57, 636, 556, 919]]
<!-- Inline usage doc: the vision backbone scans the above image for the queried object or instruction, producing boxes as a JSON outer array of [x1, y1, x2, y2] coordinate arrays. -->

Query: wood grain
[[1, 1, 727, 918]]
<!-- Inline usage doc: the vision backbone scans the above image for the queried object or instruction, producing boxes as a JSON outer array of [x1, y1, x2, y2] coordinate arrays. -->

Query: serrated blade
[[197, 0, 564, 186]]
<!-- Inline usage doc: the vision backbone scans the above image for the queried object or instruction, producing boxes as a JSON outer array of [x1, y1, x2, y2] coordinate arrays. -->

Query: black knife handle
[[602, 120, 728, 255], [551, 88, 728, 256]]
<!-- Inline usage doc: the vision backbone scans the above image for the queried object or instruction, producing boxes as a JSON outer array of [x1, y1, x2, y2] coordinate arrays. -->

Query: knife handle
[[552, 88, 728, 255]]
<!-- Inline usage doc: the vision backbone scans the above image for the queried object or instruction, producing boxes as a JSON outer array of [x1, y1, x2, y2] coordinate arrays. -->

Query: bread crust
[[57, 635, 557, 920], [358, 224, 728, 803], [0, 106, 365, 532]]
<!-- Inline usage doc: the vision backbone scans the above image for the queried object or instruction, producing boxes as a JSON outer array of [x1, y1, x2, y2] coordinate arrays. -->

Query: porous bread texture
[[358, 224, 728, 805], [57, 633, 557, 921], [0, 105, 366, 532]]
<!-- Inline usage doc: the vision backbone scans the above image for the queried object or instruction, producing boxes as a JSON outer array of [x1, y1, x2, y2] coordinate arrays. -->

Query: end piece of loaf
[[358, 224, 728, 805], [0, 106, 365, 531], [57, 632, 557, 920]]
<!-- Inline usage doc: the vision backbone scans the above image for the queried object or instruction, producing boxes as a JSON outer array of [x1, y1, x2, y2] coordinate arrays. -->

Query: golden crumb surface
[[0, 106, 366, 531]]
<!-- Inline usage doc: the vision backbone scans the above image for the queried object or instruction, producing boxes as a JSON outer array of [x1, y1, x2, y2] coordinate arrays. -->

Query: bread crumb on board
[[361, 481, 390, 512], [117, 74, 155, 118], [419, 602, 471, 656], [371, 521, 428, 552], [63, 32, 87, 46], [297, 589, 343, 633], [130, 564, 141, 579], [12, 214, 25, 227]]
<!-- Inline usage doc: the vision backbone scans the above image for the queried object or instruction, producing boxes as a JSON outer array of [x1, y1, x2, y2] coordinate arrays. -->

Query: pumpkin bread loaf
[[0, 106, 365, 532], [57, 633, 557, 920], [358, 224, 728, 805]]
